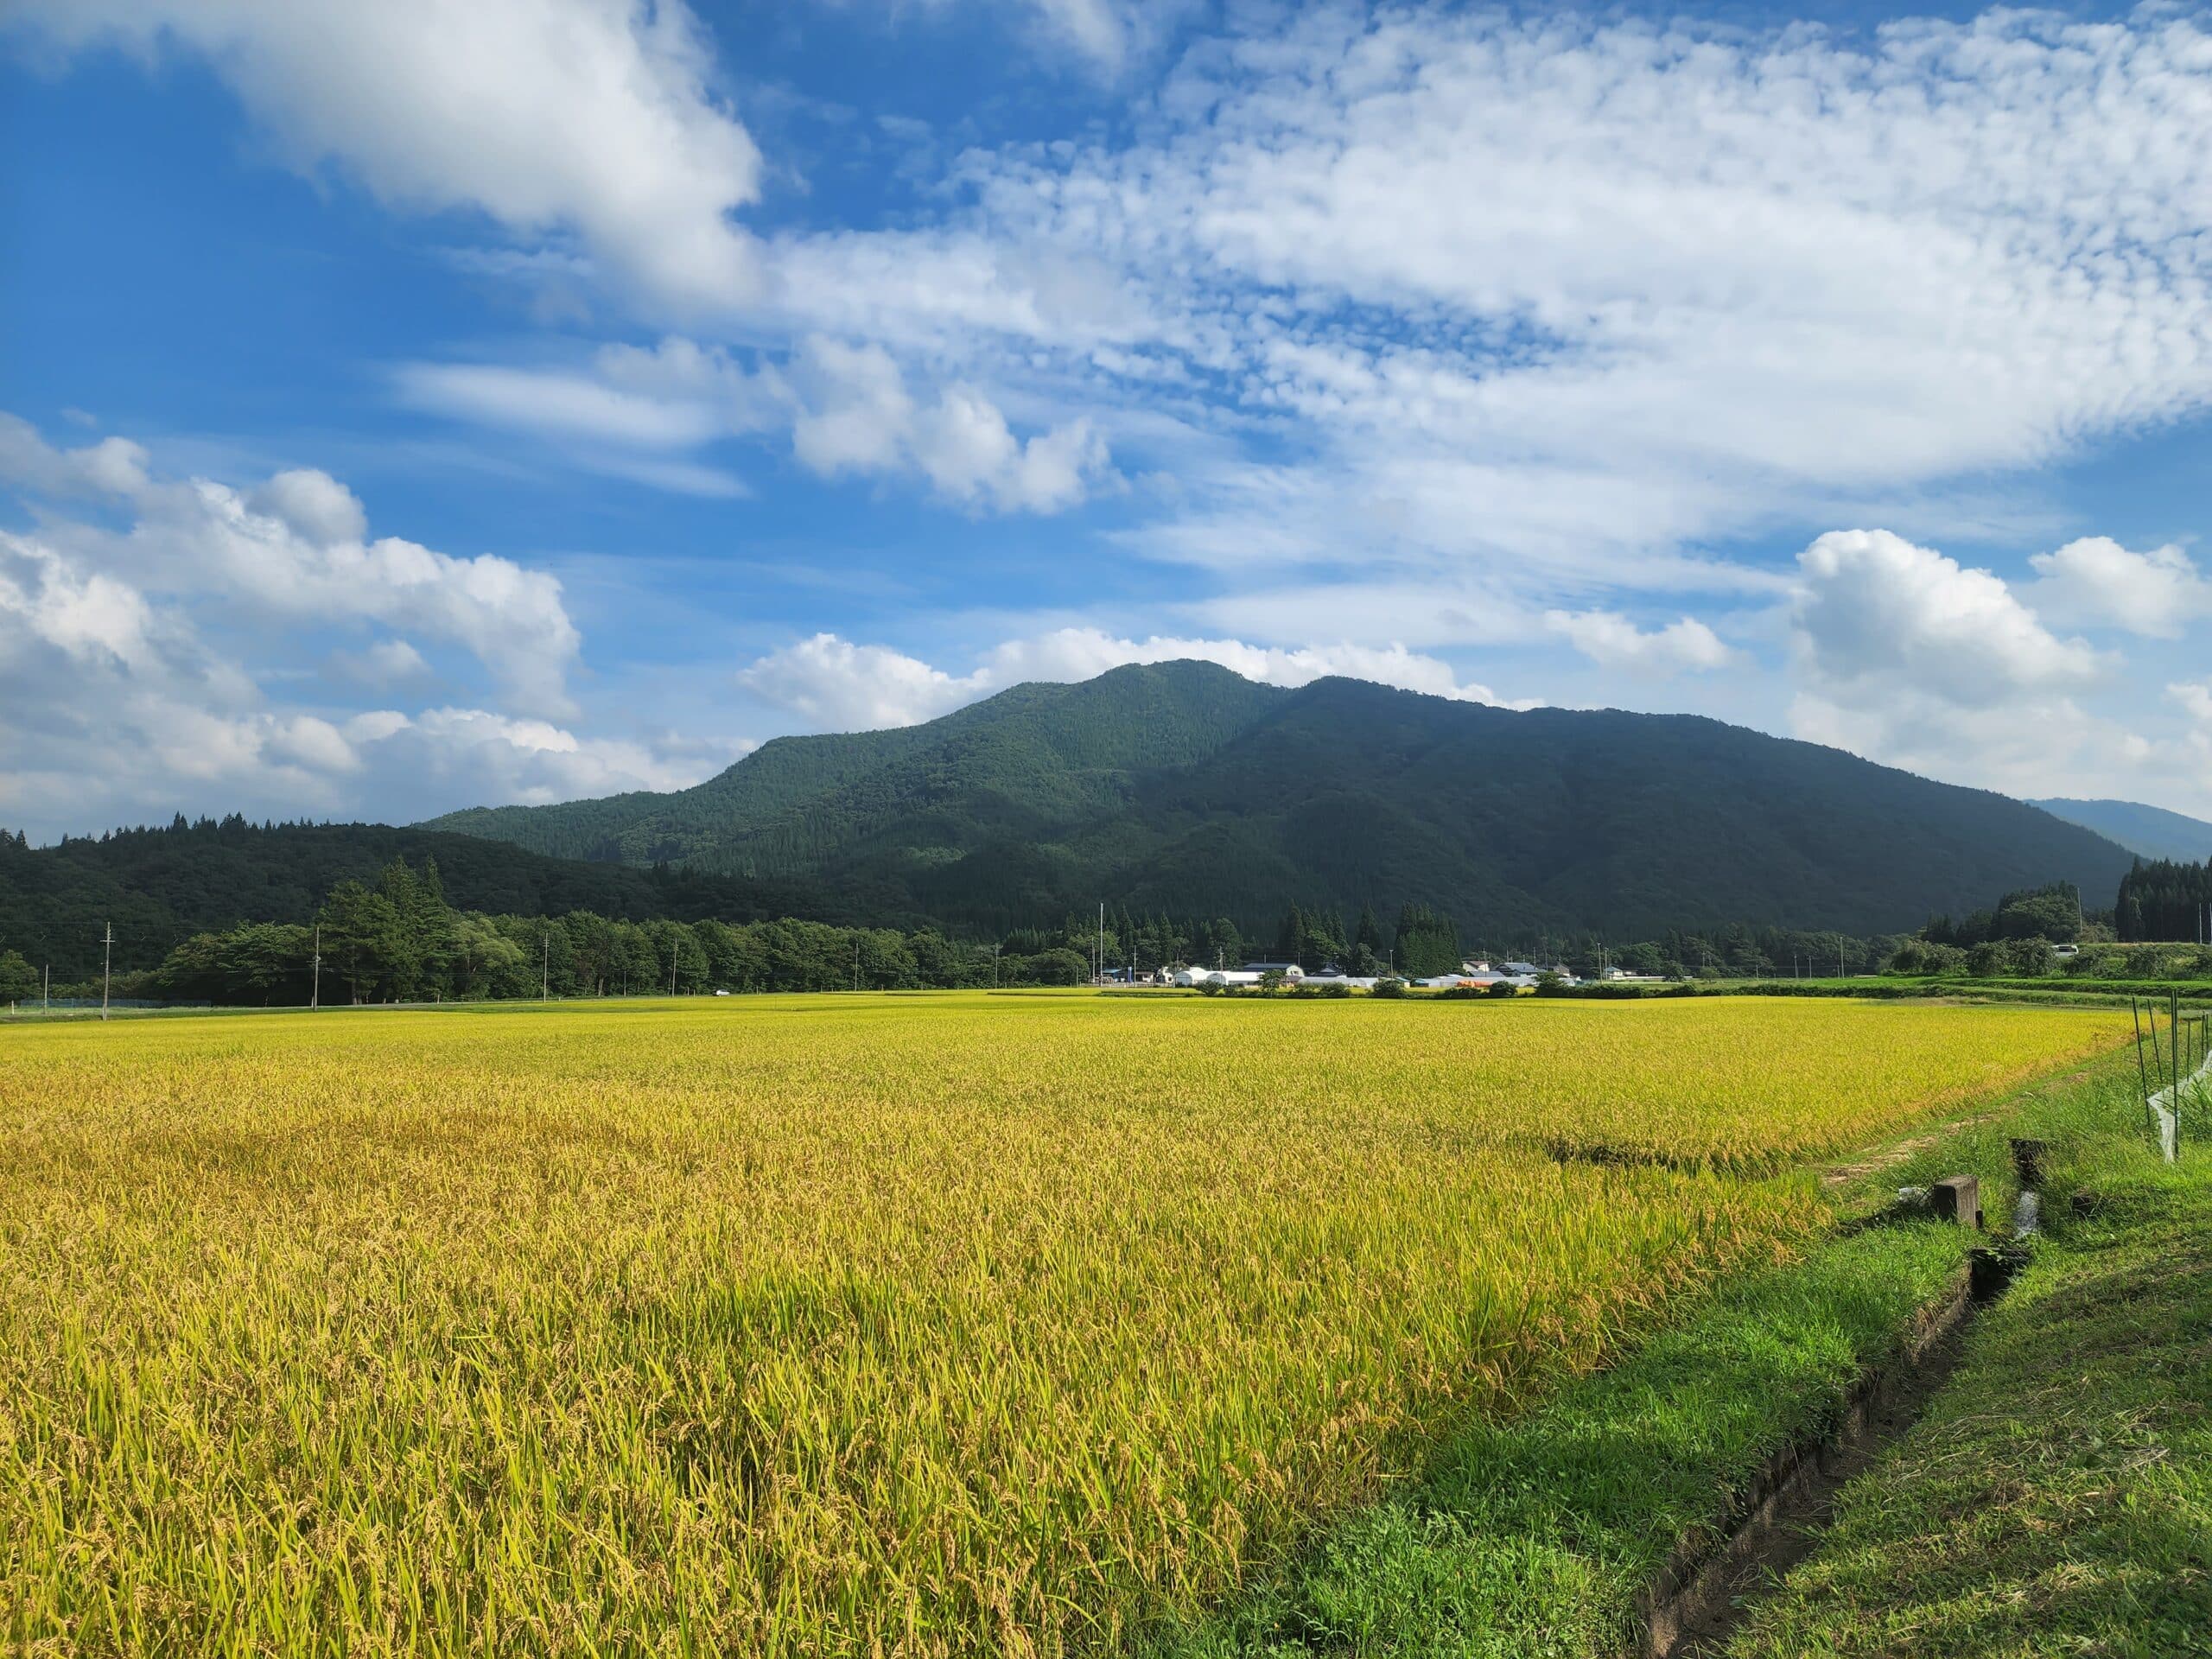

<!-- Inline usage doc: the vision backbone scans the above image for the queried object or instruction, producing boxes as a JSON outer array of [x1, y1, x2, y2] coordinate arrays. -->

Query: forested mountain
[[2031, 798, 2212, 864], [424, 662, 2137, 942], [0, 817, 817, 981]]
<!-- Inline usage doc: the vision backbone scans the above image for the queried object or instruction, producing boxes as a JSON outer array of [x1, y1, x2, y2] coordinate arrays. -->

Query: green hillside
[[0, 818, 815, 982], [2030, 796, 2212, 863], [423, 662, 2137, 940]]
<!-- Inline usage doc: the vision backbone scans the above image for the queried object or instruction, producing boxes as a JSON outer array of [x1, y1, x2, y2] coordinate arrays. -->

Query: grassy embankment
[[1723, 1073, 2212, 1657], [1151, 1046, 2151, 1657]]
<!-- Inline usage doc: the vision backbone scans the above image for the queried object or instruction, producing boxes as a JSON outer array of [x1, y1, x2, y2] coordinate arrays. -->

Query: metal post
[[2176, 991, 2186, 1154], [2133, 997, 2153, 1127]]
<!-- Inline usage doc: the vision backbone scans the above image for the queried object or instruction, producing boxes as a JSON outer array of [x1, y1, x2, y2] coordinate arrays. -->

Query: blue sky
[[5, 0, 2212, 842]]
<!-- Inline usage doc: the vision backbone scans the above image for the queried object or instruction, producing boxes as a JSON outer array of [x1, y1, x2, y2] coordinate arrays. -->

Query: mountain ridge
[[421, 661, 2137, 939], [2029, 798, 2212, 865]]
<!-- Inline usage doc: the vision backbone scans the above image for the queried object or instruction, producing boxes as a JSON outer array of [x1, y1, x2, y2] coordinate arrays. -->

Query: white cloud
[[0, 416, 582, 715], [736, 632, 992, 730], [341, 707, 727, 807], [787, 337, 1112, 512], [1544, 610, 1733, 675], [250, 467, 368, 545], [0, 531, 168, 676], [867, 0, 1200, 75], [2028, 537, 2212, 640], [1776, 527, 2207, 810], [0, 523, 725, 840], [1010, 0, 1200, 73], [7, 0, 763, 313], [1792, 530, 2099, 710], [981, 628, 1515, 704], [397, 363, 730, 451], [1787, 687, 2144, 805], [0, 413, 150, 499], [2172, 681, 2212, 728], [739, 7, 2212, 620], [396, 335, 782, 459], [329, 637, 433, 690], [736, 626, 1520, 734], [397, 333, 1108, 512]]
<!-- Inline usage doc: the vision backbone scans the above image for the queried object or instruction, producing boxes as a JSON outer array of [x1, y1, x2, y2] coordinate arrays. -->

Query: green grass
[[1144, 1050, 2158, 1659], [1724, 1101, 2212, 1656], [1143, 1225, 1972, 1657]]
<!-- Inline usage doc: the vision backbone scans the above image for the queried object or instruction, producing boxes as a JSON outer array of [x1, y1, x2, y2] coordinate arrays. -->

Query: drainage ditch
[[1638, 1147, 2044, 1659]]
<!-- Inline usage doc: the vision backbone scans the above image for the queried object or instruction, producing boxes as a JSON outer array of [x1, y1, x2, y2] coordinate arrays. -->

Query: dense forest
[[2117, 858, 2212, 944], [425, 661, 2136, 941], [0, 816, 820, 982], [0, 855, 1902, 1007]]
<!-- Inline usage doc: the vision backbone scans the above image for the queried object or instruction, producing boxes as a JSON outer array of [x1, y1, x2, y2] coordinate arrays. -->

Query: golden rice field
[[0, 994, 2123, 1656]]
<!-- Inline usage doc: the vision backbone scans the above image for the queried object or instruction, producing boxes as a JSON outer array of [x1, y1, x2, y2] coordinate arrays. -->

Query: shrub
[[1370, 976, 1408, 999]]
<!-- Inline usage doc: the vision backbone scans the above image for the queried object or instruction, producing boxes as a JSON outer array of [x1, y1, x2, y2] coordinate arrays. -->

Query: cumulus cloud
[[0, 524, 724, 839], [0, 415, 582, 715], [2028, 537, 2212, 640], [1543, 610, 1733, 675], [6, 0, 763, 313], [340, 708, 730, 807], [0, 414, 731, 838], [1775, 527, 2197, 807], [736, 626, 1519, 733], [737, 633, 992, 730], [1791, 530, 2098, 709], [329, 637, 433, 690]]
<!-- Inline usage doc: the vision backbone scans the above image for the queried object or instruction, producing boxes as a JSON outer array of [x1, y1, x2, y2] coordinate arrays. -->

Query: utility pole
[[671, 944, 679, 997], [102, 922, 111, 1021], [42, 963, 49, 1012], [992, 942, 1001, 987], [853, 938, 860, 993], [311, 924, 321, 1010], [1096, 902, 1105, 986], [542, 931, 550, 1002]]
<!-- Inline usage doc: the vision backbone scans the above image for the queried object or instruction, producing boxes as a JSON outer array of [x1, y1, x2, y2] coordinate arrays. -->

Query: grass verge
[[1722, 1109, 2212, 1656], [1143, 1221, 1974, 1657], [1146, 1047, 2154, 1659]]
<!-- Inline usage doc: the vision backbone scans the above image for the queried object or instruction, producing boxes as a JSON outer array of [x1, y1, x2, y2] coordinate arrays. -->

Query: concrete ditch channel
[[1637, 1147, 2044, 1659]]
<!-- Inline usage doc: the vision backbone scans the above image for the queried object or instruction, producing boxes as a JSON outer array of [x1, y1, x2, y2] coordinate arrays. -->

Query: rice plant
[[0, 995, 2123, 1656]]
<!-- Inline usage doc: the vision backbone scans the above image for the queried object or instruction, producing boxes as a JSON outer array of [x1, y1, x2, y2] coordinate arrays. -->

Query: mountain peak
[[419, 662, 2136, 937]]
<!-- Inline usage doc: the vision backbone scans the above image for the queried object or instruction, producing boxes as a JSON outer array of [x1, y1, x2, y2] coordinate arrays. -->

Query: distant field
[[0, 995, 2126, 1656]]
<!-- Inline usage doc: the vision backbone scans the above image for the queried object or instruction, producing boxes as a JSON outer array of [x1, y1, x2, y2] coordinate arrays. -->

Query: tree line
[[2117, 859, 2212, 944], [2, 858, 1914, 1008], [135, 859, 1097, 1005]]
